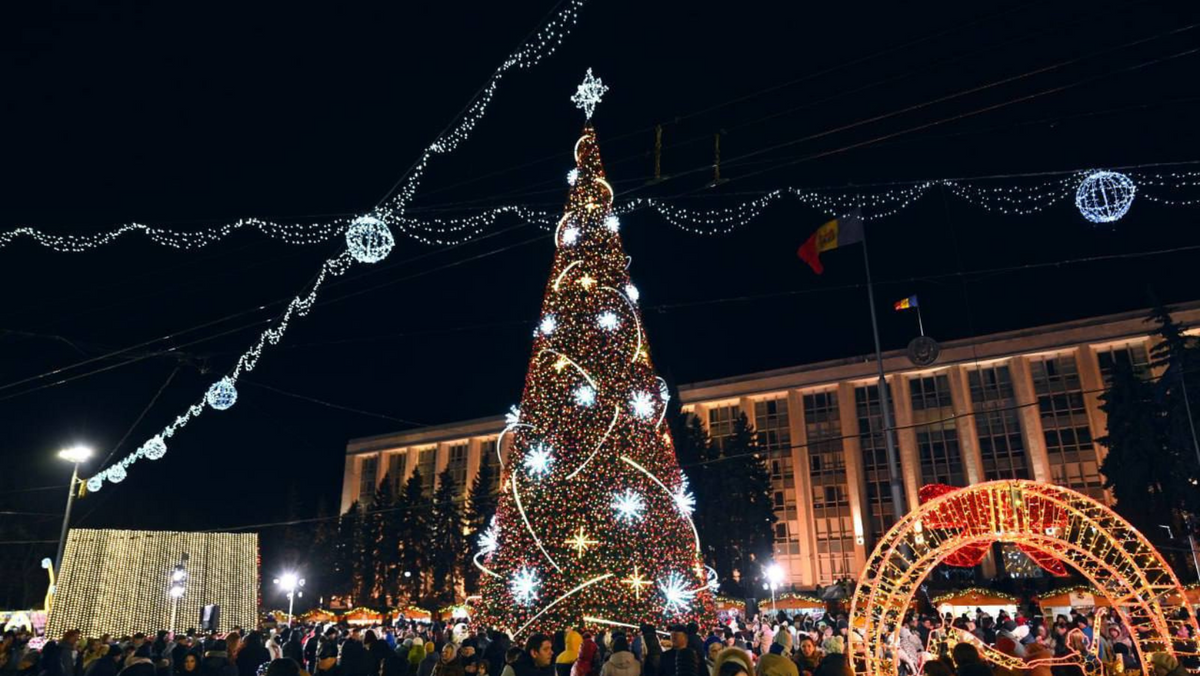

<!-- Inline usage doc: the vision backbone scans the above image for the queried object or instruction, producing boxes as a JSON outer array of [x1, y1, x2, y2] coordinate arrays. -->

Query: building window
[[480, 438, 501, 494], [855, 383, 896, 542], [909, 374, 965, 487], [755, 398, 797, 555], [417, 447, 436, 495], [1096, 341, 1151, 384], [359, 456, 378, 506], [1029, 354, 1104, 500], [804, 391, 856, 583], [387, 452, 407, 495], [707, 404, 740, 449], [447, 442, 469, 491], [968, 364, 1030, 480]]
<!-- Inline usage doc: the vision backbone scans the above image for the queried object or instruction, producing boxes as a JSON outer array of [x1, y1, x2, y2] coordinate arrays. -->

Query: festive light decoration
[[345, 215, 395, 263], [570, 68, 608, 120], [603, 215, 620, 232], [510, 567, 541, 605], [673, 487, 696, 516], [562, 226, 580, 245], [479, 518, 500, 556], [478, 119, 712, 635], [524, 443, 554, 477], [658, 571, 696, 616], [849, 480, 1200, 676], [85, 476, 103, 493], [624, 284, 639, 303], [106, 464, 127, 484], [611, 490, 645, 523], [539, 315, 558, 336], [45, 529, 257, 637], [141, 436, 167, 461], [1075, 170, 1136, 223], [82, 0, 590, 488], [929, 588, 1019, 606], [629, 391, 655, 418], [567, 168, 580, 185], [205, 377, 238, 411]]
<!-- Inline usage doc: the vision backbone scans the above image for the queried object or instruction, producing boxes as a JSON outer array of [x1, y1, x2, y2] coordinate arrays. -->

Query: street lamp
[[54, 445, 93, 579], [273, 572, 305, 626], [765, 563, 785, 616], [168, 554, 188, 633]]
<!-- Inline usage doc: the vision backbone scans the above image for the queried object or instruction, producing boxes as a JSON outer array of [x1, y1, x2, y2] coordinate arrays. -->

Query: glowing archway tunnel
[[848, 480, 1199, 676]]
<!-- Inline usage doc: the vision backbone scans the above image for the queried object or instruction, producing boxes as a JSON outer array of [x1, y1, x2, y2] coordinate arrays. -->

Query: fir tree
[[399, 470, 429, 605], [464, 457, 498, 595], [1147, 303, 1200, 516], [369, 474, 395, 606], [309, 498, 336, 604], [430, 469, 466, 607], [1099, 362, 1170, 534], [331, 501, 361, 604], [718, 414, 776, 594]]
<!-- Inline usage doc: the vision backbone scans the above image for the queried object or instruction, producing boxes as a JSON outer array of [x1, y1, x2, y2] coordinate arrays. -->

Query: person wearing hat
[[995, 620, 1025, 659], [754, 640, 797, 676], [659, 626, 700, 676], [199, 641, 237, 676]]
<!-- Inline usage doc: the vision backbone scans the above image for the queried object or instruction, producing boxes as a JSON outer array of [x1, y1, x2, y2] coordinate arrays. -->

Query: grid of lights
[[849, 480, 1200, 676], [82, 0, 590, 489], [477, 81, 712, 636], [46, 529, 258, 638]]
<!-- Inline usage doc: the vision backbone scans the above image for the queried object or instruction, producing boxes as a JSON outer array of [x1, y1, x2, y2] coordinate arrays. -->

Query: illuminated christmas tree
[[476, 71, 714, 637]]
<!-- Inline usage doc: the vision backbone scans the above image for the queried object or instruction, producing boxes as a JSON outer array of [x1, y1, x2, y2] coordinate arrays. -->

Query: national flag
[[894, 295, 919, 311], [797, 208, 864, 274]]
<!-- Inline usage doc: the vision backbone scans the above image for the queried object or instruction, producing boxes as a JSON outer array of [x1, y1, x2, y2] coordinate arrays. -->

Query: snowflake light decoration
[[673, 487, 696, 516], [505, 406, 522, 426], [630, 391, 655, 419], [479, 518, 500, 556], [567, 168, 579, 185], [612, 490, 645, 523], [659, 571, 697, 615], [539, 315, 558, 336], [571, 68, 609, 120], [206, 377, 238, 411], [574, 385, 596, 407], [598, 311, 620, 330], [510, 566, 540, 605], [562, 226, 580, 245], [604, 215, 620, 233], [525, 443, 554, 477], [625, 284, 640, 303]]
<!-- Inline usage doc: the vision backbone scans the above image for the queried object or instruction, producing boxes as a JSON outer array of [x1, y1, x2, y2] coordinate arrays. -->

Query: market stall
[[933, 589, 1018, 619]]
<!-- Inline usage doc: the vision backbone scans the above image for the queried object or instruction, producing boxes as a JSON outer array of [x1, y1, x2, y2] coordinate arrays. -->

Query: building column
[[786, 389, 817, 588], [341, 456, 359, 514], [890, 374, 921, 511], [435, 442, 451, 481], [837, 382, 869, 572], [946, 366, 985, 485], [1010, 357, 1051, 483]]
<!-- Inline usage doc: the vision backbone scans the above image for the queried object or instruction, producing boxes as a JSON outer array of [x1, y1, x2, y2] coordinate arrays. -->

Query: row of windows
[[356, 439, 502, 504]]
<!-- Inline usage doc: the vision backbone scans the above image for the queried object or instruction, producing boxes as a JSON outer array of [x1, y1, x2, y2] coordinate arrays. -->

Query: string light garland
[[81, 0, 591, 489], [478, 84, 712, 636], [849, 480, 1200, 676]]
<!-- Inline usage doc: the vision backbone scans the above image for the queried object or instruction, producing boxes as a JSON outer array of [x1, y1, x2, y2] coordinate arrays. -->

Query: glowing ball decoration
[[141, 435, 167, 461], [206, 377, 238, 411], [1075, 170, 1136, 224], [106, 464, 127, 484], [345, 215, 394, 263], [86, 476, 104, 493]]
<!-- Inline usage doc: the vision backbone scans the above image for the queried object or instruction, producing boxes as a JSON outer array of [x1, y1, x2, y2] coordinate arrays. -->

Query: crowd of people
[[0, 605, 1195, 676]]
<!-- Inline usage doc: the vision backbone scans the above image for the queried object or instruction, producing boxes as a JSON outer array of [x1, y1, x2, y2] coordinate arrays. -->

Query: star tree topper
[[571, 68, 608, 120]]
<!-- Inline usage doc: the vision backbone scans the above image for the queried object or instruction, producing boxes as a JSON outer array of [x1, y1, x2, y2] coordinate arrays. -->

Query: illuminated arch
[[849, 480, 1199, 676]]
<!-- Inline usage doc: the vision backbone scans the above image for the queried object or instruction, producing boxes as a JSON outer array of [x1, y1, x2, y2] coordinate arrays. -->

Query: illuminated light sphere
[[567, 168, 579, 185], [562, 226, 580, 246], [574, 384, 596, 407], [345, 215, 395, 263], [86, 476, 104, 493], [510, 566, 540, 605], [1075, 170, 1136, 224], [659, 571, 696, 615], [604, 215, 620, 233], [630, 391, 656, 419], [141, 435, 167, 461], [107, 464, 127, 484], [612, 490, 645, 523], [206, 377, 238, 411], [524, 443, 554, 477], [625, 284, 640, 303], [539, 315, 557, 336], [597, 311, 620, 330]]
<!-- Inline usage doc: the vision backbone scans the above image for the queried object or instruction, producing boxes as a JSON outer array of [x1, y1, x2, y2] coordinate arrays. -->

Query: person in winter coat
[[431, 645, 464, 676], [200, 642, 237, 676], [712, 648, 753, 676], [638, 627, 660, 676], [282, 635, 302, 667], [791, 638, 820, 676], [235, 635, 270, 676], [418, 645, 439, 676], [483, 633, 510, 676], [572, 636, 598, 676], [408, 643, 427, 676], [1150, 652, 1190, 676], [755, 644, 797, 676], [512, 636, 553, 676], [658, 626, 701, 676], [1024, 642, 1053, 676], [339, 637, 371, 676], [599, 636, 638, 676], [896, 627, 922, 676], [84, 648, 123, 676], [811, 653, 851, 676], [555, 633, 581, 676]]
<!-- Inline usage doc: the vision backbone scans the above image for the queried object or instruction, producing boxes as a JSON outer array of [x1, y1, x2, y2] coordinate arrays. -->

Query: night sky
[[3, 0, 1200, 604]]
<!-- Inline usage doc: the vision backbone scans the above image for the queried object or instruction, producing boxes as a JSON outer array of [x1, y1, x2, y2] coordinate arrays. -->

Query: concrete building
[[341, 302, 1198, 588]]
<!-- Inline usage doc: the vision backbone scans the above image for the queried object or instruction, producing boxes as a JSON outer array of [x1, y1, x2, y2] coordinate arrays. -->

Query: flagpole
[[917, 304, 925, 337], [860, 225, 909, 520]]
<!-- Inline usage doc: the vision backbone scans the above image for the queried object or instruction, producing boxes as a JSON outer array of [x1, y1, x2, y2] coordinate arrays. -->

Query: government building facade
[[341, 302, 1198, 589]]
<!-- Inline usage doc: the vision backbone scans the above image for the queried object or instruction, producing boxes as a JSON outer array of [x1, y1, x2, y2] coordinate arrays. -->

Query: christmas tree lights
[[477, 75, 713, 635]]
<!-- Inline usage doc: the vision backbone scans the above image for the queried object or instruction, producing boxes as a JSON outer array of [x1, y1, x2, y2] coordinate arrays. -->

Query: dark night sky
[[3, 0, 1200, 595]]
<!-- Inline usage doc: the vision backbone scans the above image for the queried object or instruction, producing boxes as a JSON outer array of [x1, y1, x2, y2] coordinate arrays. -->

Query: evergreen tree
[[464, 457, 498, 595], [309, 498, 337, 604], [380, 477, 409, 606], [370, 474, 395, 606], [718, 414, 776, 594], [330, 501, 361, 604], [430, 469, 466, 607], [1147, 303, 1200, 516], [1099, 362, 1170, 534], [399, 470, 429, 605]]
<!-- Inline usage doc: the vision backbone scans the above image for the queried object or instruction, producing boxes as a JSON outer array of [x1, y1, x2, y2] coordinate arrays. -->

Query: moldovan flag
[[797, 208, 864, 274], [894, 295, 919, 311]]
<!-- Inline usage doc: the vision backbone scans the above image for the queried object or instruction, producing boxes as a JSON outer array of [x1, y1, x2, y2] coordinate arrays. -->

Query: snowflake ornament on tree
[[477, 87, 712, 636], [571, 68, 609, 120]]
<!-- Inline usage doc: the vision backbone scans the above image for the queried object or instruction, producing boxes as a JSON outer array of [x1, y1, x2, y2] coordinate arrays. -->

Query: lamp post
[[54, 445, 92, 579], [273, 573, 305, 626], [765, 563, 785, 617], [168, 554, 188, 633]]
